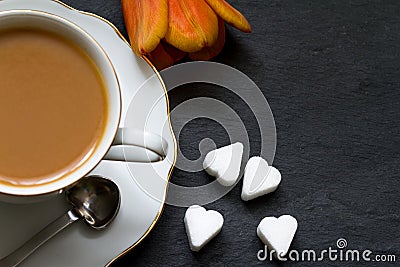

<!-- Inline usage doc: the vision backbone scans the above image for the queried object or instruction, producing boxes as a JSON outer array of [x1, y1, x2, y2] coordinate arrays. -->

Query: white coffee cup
[[0, 10, 166, 200]]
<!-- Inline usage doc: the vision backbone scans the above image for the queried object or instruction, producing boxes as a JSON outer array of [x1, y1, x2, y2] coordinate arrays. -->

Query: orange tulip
[[189, 17, 226, 61], [122, 0, 251, 69], [122, 0, 168, 55]]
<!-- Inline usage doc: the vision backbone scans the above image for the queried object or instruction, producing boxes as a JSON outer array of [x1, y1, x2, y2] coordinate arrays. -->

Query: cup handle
[[103, 128, 168, 163]]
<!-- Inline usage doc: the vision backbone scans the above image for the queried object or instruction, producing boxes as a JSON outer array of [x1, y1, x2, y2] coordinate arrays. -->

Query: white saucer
[[0, 0, 176, 266]]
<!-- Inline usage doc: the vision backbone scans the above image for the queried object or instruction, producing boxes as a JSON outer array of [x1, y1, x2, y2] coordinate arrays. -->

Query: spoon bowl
[[0, 175, 121, 267], [67, 175, 120, 229]]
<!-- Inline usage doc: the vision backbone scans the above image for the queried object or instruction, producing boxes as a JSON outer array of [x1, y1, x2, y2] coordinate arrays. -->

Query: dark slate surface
[[64, 0, 400, 266]]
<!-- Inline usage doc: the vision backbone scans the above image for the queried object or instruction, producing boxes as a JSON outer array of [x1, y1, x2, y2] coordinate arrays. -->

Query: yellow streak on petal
[[189, 18, 226, 60], [205, 0, 251, 33], [122, 0, 168, 55], [166, 0, 219, 53]]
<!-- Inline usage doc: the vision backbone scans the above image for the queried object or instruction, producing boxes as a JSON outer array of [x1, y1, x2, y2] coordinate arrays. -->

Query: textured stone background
[[65, 0, 400, 266]]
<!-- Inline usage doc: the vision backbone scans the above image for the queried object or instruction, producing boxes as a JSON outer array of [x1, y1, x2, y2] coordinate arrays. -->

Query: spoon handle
[[0, 210, 80, 267]]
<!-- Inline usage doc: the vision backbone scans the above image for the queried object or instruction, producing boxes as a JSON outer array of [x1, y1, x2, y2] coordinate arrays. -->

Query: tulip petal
[[189, 18, 226, 60], [148, 41, 186, 70], [166, 0, 219, 53], [205, 0, 251, 33], [122, 0, 168, 55], [121, 0, 139, 54]]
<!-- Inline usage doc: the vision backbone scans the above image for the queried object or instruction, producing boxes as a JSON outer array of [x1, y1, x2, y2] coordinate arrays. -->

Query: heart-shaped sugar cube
[[184, 205, 224, 252], [257, 215, 298, 258], [241, 156, 281, 201], [203, 142, 243, 186]]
